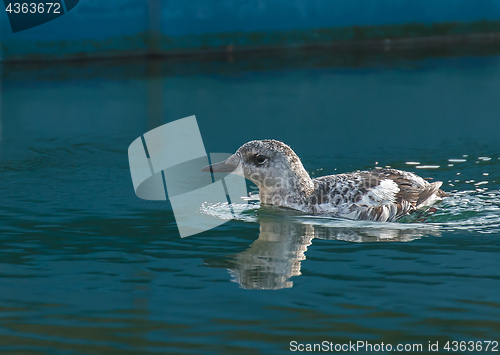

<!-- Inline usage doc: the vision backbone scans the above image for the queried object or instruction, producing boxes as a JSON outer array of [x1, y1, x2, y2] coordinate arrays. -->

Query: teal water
[[1, 50, 500, 354]]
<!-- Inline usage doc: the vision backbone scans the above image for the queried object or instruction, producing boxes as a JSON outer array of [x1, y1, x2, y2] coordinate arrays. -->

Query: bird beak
[[201, 155, 239, 173]]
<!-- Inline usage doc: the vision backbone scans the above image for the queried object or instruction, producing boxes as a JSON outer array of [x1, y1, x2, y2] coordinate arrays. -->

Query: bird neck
[[259, 169, 315, 210]]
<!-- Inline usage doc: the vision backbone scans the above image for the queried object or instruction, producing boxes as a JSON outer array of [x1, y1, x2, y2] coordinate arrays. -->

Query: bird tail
[[416, 181, 445, 209]]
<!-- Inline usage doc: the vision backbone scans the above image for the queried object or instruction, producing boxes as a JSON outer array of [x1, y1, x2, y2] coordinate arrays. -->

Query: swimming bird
[[202, 140, 446, 222]]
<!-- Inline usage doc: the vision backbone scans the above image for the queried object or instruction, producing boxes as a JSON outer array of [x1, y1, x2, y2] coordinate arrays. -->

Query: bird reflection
[[228, 218, 314, 290], [226, 216, 439, 290]]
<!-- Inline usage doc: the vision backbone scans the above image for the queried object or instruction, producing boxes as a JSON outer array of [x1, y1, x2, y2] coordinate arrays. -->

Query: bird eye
[[255, 154, 267, 164]]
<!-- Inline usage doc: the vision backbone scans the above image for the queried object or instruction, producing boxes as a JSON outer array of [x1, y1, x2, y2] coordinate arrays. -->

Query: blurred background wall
[[2, 0, 500, 62]]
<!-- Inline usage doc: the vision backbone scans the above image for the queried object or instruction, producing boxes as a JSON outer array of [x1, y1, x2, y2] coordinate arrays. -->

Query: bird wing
[[312, 169, 444, 222]]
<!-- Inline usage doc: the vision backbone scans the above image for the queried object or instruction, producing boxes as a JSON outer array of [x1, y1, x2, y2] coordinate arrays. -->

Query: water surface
[[1, 50, 500, 354]]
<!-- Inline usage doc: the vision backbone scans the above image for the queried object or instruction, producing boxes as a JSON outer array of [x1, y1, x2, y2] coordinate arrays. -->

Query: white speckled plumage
[[205, 140, 446, 222]]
